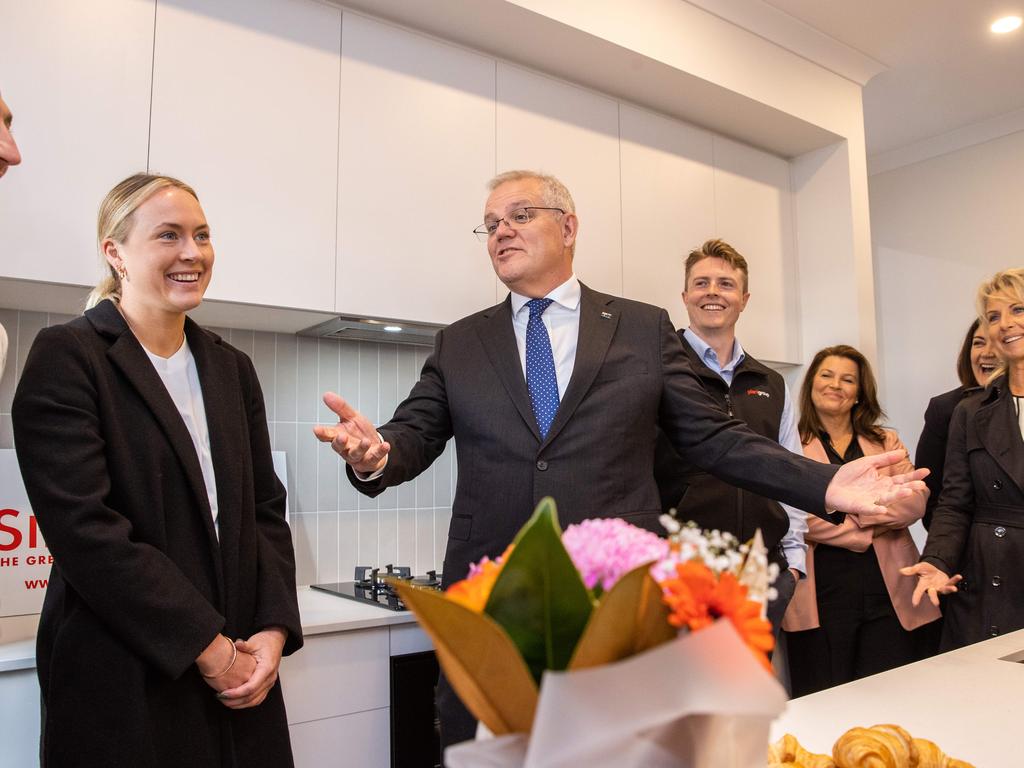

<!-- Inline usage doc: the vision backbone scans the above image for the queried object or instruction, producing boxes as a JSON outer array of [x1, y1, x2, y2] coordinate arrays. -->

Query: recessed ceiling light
[[383, 325, 403, 333], [991, 15, 1022, 33]]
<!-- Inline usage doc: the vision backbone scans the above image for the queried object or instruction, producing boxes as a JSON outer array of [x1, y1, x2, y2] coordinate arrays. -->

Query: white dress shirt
[[682, 328, 808, 574], [509, 274, 581, 399], [144, 338, 220, 537]]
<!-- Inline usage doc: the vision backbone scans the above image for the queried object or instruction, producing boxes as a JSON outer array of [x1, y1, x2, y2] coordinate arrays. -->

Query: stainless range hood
[[298, 314, 444, 346]]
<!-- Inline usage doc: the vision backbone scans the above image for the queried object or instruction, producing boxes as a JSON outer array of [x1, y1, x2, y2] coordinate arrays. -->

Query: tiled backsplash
[[0, 307, 455, 586]]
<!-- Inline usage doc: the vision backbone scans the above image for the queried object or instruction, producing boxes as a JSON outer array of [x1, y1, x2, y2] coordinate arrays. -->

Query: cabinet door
[[620, 104, 716, 329], [0, 0, 153, 287], [496, 64, 622, 299], [336, 14, 496, 324], [713, 137, 799, 364], [149, 0, 340, 311]]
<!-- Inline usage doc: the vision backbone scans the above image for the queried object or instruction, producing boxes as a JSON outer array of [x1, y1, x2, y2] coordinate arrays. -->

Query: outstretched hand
[[824, 450, 929, 518], [313, 392, 390, 475], [900, 562, 962, 607]]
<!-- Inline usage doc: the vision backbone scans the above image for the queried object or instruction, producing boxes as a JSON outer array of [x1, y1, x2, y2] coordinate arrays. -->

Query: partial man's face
[[0, 95, 22, 179], [483, 178, 576, 297], [682, 257, 749, 337]]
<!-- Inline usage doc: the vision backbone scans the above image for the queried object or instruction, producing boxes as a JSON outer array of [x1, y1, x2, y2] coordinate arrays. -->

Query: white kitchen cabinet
[[281, 627, 390, 725], [712, 136, 800, 364], [619, 103, 716, 329], [0, 0, 154, 288], [495, 64, 622, 299], [290, 708, 390, 768], [336, 13, 497, 324], [149, 0, 340, 312]]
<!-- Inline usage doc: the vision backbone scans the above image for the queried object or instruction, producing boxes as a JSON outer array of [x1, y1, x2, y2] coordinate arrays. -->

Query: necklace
[[117, 305, 185, 357]]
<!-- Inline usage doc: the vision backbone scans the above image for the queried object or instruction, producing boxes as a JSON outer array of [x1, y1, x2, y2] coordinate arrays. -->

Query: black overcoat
[[922, 378, 1024, 650], [11, 300, 302, 768]]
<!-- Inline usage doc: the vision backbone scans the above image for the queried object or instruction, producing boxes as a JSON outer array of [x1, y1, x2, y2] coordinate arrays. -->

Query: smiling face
[[810, 355, 860, 421], [104, 187, 213, 321], [0, 94, 22, 179], [484, 177, 577, 298], [985, 294, 1024, 364], [969, 327, 998, 385], [682, 257, 750, 337]]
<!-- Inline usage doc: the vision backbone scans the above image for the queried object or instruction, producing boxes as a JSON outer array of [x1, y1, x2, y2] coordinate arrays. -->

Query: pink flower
[[562, 518, 670, 592]]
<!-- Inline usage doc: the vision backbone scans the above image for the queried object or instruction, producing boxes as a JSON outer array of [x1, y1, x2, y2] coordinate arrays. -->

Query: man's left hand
[[824, 450, 929, 519], [216, 627, 288, 709]]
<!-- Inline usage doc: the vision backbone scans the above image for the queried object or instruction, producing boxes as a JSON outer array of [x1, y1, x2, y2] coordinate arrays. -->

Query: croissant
[[912, 738, 975, 768], [869, 724, 918, 766], [832, 726, 906, 767], [769, 733, 836, 767]]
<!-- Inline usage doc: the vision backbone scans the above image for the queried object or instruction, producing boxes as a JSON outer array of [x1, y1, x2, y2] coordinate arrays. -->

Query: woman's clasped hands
[[196, 627, 288, 709]]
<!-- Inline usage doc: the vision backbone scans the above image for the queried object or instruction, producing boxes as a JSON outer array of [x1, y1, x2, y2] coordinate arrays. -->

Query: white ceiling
[[758, 0, 1024, 157]]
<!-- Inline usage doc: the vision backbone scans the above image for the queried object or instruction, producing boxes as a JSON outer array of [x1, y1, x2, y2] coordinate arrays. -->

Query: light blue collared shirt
[[682, 329, 808, 574]]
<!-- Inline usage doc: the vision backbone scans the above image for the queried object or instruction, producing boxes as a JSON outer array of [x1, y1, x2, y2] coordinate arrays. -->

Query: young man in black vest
[[654, 239, 806, 635]]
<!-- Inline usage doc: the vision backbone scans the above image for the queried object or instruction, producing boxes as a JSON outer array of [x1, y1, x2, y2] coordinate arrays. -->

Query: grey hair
[[487, 170, 575, 214]]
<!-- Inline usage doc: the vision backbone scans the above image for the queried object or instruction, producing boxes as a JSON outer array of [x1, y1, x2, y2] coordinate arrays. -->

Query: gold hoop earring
[[116, 265, 128, 282]]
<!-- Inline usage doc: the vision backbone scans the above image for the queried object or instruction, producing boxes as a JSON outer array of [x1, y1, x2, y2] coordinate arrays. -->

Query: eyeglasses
[[473, 207, 565, 241]]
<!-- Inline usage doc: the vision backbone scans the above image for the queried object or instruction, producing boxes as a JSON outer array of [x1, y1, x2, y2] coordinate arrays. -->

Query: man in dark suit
[[315, 170, 927, 749]]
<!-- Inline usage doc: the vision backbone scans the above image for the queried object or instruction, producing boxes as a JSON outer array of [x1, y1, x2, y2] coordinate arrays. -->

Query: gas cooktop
[[312, 565, 442, 611]]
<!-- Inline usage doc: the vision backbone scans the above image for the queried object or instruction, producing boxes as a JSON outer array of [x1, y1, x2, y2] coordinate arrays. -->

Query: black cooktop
[[312, 565, 441, 611]]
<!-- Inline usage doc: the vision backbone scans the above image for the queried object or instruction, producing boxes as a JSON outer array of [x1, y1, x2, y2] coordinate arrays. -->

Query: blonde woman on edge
[[11, 173, 302, 768], [904, 268, 1024, 651]]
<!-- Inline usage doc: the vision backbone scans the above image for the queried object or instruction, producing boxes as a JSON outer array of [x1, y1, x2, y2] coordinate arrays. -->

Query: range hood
[[298, 314, 444, 346]]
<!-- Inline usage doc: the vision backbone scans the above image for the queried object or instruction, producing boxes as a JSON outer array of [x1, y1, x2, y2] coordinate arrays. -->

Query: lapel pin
[[601, 311, 613, 319]]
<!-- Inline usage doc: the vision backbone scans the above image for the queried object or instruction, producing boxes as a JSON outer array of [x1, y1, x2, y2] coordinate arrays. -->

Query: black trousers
[[785, 544, 915, 698]]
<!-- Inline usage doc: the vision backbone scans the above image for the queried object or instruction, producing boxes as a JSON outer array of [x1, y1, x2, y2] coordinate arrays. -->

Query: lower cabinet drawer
[[290, 708, 390, 768], [282, 627, 390, 724]]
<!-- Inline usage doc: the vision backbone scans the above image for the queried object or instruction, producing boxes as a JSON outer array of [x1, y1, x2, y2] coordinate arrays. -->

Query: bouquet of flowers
[[395, 497, 788, 768]]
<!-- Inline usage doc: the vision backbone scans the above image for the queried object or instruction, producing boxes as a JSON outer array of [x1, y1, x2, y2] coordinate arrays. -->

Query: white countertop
[[772, 628, 1024, 765], [0, 586, 417, 673]]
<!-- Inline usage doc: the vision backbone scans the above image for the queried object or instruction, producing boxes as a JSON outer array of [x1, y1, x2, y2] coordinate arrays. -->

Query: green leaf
[[394, 581, 538, 734], [484, 497, 594, 682], [568, 562, 677, 670]]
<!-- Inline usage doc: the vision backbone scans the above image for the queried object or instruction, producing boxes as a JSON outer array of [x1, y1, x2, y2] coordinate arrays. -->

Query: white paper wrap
[[445, 620, 787, 768]]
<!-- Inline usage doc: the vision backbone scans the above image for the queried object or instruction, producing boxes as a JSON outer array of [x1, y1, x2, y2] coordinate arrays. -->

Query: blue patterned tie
[[526, 298, 560, 438]]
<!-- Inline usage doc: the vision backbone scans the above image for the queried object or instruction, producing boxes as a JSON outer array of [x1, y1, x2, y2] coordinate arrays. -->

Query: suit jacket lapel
[[976, 386, 1024, 495], [187, 320, 241, 602], [541, 285, 618, 448], [477, 297, 541, 441], [89, 303, 223, 570]]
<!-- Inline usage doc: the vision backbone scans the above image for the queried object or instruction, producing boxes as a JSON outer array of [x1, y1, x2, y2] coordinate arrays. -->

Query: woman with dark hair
[[782, 345, 939, 697], [904, 268, 1024, 651], [12, 173, 302, 767], [915, 319, 997, 530]]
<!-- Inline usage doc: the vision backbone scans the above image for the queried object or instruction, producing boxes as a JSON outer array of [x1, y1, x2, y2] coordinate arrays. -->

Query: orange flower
[[445, 545, 514, 613], [660, 561, 775, 670]]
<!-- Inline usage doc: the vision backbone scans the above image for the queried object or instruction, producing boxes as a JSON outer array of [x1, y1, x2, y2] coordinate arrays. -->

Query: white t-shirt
[[144, 338, 219, 537]]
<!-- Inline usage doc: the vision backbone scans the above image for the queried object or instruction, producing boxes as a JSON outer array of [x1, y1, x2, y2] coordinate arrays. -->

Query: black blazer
[[12, 300, 301, 768], [915, 385, 974, 529], [922, 379, 1024, 650], [352, 284, 837, 589]]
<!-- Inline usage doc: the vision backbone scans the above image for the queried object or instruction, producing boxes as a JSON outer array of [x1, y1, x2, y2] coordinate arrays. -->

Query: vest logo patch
[[746, 388, 771, 398]]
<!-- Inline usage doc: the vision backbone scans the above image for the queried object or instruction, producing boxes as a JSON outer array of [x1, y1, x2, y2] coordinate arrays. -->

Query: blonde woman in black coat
[[12, 174, 302, 767], [904, 268, 1024, 650]]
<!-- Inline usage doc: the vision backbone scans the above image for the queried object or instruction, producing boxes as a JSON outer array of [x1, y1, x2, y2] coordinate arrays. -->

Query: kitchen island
[[0, 586, 432, 767], [772, 628, 1024, 765]]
